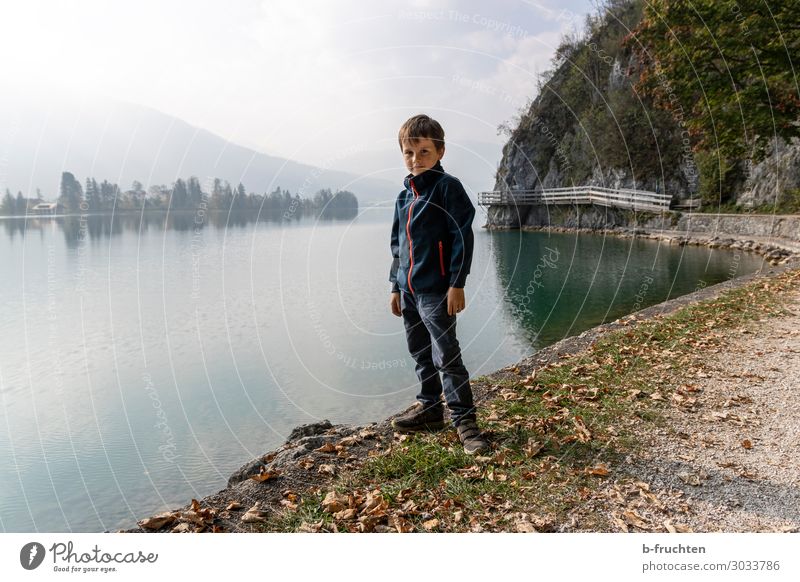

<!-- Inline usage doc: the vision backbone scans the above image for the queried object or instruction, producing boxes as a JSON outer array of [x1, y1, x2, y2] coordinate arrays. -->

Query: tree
[[630, 0, 800, 163], [1, 189, 15, 215], [222, 181, 233, 210], [85, 178, 101, 211], [187, 176, 204, 208], [99, 180, 120, 209], [233, 182, 246, 211], [128, 180, 145, 209], [59, 172, 83, 212], [15, 192, 26, 214], [267, 187, 284, 212], [171, 178, 188, 209]]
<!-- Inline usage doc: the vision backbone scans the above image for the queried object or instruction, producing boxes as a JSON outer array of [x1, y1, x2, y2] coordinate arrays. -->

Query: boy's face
[[401, 138, 444, 176]]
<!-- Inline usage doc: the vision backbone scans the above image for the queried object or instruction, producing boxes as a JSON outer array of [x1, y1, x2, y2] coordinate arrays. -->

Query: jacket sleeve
[[389, 201, 400, 293], [444, 178, 475, 288]]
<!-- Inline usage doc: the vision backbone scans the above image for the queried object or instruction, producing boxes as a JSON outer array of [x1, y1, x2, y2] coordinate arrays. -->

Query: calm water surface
[[0, 208, 764, 531]]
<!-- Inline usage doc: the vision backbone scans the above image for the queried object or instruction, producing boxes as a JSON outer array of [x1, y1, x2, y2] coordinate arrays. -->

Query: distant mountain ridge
[[0, 92, 396, 203]]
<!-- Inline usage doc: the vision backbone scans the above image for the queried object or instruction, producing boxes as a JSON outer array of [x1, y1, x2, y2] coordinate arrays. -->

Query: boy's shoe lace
[[456, 417, 489, 455], [391, 401, 446, 433]]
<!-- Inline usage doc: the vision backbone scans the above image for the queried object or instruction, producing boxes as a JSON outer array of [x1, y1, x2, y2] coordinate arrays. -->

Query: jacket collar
[[404, 160, 444, 192]]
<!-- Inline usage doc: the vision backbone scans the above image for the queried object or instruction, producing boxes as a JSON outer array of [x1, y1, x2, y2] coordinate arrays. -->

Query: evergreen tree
[[1, 189, 15, 215], [187, 176, 204, 207], [15, 192, 26, 214], [233, 182, 246, 211], [59, 172, 83, 212], [171, 179, 188, 209], [85, 178, 101, 211], [129, 180, 145, 209], [222, 181, 233, 210], [99, 180, 120, 209]]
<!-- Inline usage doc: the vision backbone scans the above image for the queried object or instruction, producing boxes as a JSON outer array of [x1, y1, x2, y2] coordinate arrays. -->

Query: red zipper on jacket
[[438, 240, 445, 276], [406, 181, 420, 294]]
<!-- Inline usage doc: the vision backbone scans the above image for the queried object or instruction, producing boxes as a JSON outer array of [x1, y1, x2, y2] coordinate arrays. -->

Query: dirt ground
[[566, 285, 800, 532]]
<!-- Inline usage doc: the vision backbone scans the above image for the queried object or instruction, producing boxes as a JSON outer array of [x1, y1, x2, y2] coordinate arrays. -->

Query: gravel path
[[571, 286, 800, 532]]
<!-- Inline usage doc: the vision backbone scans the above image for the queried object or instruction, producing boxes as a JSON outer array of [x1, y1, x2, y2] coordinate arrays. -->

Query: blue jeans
[[400, 290, 476, 426]]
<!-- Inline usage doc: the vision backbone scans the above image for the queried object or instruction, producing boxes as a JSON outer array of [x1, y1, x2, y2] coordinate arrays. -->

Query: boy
[[388, 114, 489, 455]]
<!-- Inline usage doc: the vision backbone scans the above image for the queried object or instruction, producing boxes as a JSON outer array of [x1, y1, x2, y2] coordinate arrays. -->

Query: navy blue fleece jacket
[[389, 160, 475, 295]]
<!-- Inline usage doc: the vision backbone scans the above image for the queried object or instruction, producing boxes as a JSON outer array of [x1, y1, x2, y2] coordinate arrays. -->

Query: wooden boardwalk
[[477, 186, 673, 213]]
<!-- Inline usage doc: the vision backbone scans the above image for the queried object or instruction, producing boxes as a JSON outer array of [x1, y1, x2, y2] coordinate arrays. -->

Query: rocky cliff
[[488, 0, 800, 228]]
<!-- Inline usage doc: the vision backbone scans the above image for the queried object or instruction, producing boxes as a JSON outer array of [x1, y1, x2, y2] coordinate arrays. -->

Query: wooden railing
[[476, 186, 672, 212]]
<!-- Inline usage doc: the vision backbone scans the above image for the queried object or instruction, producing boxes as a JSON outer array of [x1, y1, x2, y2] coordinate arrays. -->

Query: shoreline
[[481, 223, 798, 265], [124, 244, 800, 532]]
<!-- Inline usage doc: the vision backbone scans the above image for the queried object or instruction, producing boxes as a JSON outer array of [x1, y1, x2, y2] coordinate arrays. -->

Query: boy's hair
[[398, 114, 445, 152]]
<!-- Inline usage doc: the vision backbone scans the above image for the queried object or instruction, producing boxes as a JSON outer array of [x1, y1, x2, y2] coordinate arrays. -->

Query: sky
[[0, 0, 596, 187]]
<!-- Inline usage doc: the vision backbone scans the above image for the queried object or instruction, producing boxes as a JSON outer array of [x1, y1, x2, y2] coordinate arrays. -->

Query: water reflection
[[489, 229, 765, 348], [1, 208, 359, 245]]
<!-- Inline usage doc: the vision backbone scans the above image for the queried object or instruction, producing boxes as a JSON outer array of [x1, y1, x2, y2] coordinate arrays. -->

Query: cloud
[[0, 0, 593, 180]]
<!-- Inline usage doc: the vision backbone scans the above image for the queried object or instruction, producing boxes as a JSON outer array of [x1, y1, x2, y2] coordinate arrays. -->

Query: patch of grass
[[354, 435, 464, 487]]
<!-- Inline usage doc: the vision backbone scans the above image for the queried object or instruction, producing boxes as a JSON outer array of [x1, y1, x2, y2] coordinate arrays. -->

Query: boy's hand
[[447, 287, 465, 316], [390, 292, 401, 317]]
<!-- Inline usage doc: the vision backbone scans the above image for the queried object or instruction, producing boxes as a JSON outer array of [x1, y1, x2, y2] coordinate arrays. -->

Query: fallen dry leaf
[[610, 513, 629, 532], [572, 417, 592, 442], [250, 466, 281, 482], [515, 521, 536, 533], [360, 490, 388, 516], [298, 458, 315, 470], [138, 512, 178, 530], [357, 515, 380, 532], [333, 508, 358, 520], [586, 463, 610, 477], [390, 515, 413, 533], [322, 491, 348, 513], [622, 510, 650, 530], [181, 510, 209, 526], [338, 435, 361, 447], [297, 520, 323, 533], [241, 504, 269, 523], [524, 439, 544, 458]]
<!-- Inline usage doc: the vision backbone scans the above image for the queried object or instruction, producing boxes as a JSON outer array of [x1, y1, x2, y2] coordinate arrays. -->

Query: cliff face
[[489, 0, 800, 224], [739, 138, 800, 208], [495, 2, 695, 202]]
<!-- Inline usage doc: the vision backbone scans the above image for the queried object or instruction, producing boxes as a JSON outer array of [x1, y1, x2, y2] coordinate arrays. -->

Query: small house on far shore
[[31, 202, 61, 215]]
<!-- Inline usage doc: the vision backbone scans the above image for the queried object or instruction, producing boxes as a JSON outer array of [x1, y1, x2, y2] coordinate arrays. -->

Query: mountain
[[0, 91, 396, 204]]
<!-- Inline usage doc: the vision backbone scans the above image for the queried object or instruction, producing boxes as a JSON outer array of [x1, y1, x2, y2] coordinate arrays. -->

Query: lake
[[0, 207, 764, 532]]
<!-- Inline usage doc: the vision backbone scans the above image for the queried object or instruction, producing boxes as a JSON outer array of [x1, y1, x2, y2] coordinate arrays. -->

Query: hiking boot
[[391, 402, 446, 433], [456, 417, 489, 455]]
